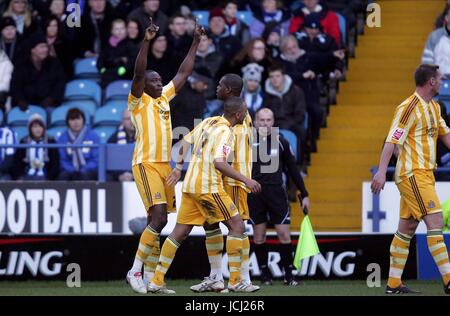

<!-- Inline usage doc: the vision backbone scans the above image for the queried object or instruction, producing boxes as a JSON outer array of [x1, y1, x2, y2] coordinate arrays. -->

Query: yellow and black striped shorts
[[397, 170, 442, 221], [132, 162, 176, 213], [177, 189, 239, 226]]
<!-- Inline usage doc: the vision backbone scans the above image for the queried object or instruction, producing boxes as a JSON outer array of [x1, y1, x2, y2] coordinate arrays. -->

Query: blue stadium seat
[[93, 104, 123, 126], [95, 126, 117, 143], [13, 126, 28, 140], [64, 79, 102, 106], [74, 57, 100, 81], [192, 10, 209, 27], [47, 126, 66, 140], [7, 105, 47, 127], [303, 112, 309, 131], [106, 143, 134, 171], [439, 80, 450, 100], [443, 100, 450, 114], [0, 110, 3, 126], [105, 80, 132, 101], [237, 11, 253, 26], [280, 129, 298, 160], [51, 105, 91, 127], [61, 100, 97, 116], [102, 100, 127, 112], [336, 13, 346, 45]]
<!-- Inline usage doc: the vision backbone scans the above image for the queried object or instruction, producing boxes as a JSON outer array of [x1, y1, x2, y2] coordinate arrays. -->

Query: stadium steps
[[291, 0, 443, 232]]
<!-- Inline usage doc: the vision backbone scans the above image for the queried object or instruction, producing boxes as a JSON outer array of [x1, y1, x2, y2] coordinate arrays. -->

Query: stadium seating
[[51, 105, 91, 126], [94, 126, 117, 143], [74, 57, 100, 81], [443, 100, 450, 114], [439, 80, 450, 100], [61, 100, 97, 116], [0, 110, 3, 126], [47, 126, 66, 140], [64, 79, 102, 106], [192, 10, 254, 27], [13, 126, 28, 140], [105, 143, 134, 171], [102, 100, 127, 112], [7, 105, 47, 127], [280, 129, 298, 160], [105, 80, 132, 102], [93, 104, 123, 126]]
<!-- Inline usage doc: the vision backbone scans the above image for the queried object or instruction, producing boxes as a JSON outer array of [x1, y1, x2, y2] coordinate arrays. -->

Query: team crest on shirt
[[159, 109, 170, 120], [155, 192, 161, 199], [392, 128, 404, 141], [428, 200, 435, 209]]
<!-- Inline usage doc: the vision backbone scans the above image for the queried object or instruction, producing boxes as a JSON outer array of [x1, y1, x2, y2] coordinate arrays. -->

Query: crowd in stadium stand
[[0, 0, 448, 182]]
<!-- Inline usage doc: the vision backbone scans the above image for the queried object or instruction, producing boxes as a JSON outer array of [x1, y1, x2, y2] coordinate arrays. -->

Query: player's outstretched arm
[[214, 159, 261, 193], [172, 21, 205, 92], [371, 142, 395, 194], [131, 17, 159, 98]]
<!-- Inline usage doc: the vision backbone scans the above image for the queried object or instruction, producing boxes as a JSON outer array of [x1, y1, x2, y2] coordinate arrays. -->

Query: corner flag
[[293, 214, 320, 270]]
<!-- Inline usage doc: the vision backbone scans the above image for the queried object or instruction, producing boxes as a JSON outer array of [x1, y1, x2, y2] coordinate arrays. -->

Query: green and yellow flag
[[293, 215, 320, 270]]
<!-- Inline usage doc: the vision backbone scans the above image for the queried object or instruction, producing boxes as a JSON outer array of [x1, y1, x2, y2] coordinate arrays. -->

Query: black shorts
[[248, 185, 290, 225]]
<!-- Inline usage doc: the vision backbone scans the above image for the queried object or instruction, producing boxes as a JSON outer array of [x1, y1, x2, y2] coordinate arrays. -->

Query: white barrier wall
[[362, 182, 450, 233]]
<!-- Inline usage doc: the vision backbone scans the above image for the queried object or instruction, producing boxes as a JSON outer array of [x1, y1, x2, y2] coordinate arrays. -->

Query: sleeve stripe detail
[[400, 96, 419, 125]]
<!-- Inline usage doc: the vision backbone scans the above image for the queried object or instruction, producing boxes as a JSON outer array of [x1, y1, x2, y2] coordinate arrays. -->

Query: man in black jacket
[[263, 63, 307, 164], [11, 33, 65, 111], [249, 107, 310, 286]]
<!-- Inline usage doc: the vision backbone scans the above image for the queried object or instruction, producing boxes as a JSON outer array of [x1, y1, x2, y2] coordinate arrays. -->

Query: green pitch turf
[[0, 280, 447, 296]]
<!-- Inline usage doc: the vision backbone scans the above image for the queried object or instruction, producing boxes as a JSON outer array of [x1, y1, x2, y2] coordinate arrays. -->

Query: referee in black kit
[[249, 108, 310, 286]]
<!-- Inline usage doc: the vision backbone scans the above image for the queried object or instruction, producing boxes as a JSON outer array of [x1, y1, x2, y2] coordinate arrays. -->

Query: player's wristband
[[175, 164, 183, 171]]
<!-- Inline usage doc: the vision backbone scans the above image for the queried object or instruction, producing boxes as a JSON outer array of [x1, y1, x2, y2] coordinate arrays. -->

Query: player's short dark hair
[[66, 108, 85, 125], [221, 73, 243, 97], [224, 96, 245, 114], [268, 62, 284, 74], [415, 64, 439, 87]]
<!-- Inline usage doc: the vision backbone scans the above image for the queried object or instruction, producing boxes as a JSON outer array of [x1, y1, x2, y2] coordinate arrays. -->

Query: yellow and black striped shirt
[[386, 92, 450, 183]]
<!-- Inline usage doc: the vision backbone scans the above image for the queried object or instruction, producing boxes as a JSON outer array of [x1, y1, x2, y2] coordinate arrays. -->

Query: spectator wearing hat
[[13, 113, 59, 180], [208, 7, 242, 61], [222, 0, 250, 45], [296, 13, 344, 80], [241, 62, 264, 118], [10, 32, 66, 111], [171, 68, 209, 132], [249, 0, 291, 39], [2, 0, 39, 38], [0, 124, 16, 180], [194, 29, 224, 96], [107, 108, 135, 182], [289, 0, 341, 47], [127, 0, 169, 36], [0, 17, 25, 65], [57, 108, 100, 181], [0, 48, 13, 114]]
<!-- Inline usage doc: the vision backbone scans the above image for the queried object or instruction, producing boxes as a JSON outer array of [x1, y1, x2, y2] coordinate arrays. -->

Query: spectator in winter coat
[[250, 0, 291, 38]]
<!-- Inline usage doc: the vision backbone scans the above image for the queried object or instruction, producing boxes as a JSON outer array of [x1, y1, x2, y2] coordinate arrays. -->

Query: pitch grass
[[0, 280, 447, 296]]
